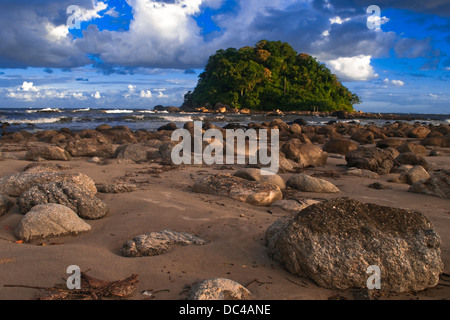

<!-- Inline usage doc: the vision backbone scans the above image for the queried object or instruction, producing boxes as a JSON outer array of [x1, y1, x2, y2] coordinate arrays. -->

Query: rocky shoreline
[[0, 117, 449, 300]]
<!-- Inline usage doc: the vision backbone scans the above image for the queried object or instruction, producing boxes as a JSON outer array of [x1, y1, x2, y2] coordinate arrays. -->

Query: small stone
[[121, 229, 205, 257], [286, 174, 340, 193], [187, 278, 252, 300]]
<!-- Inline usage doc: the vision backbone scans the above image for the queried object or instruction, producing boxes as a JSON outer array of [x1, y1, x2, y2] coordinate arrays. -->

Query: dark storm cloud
[[0, 0, 94, 68], [0, 0, 445, 72], [328, 0, 450, 17]]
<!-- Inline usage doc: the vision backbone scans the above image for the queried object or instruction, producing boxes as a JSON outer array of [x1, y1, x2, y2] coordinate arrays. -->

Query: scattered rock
[[187, 278, 252, 300], [192, 174, 283, 206], [15, 204, 91, 242], [25, 146, 72, 161], [0, 194, 14, 217], [114, 144, 149, 163], [88, 157, 102, 164], [265, 198, 443, 293], [403, 166, 430, 185], [322, 139, 358, 155], [157, 122, 177, 131], [271, 199, 320, 212], [368, 182, 390, 190], [408, 170, 450, 199], [351, 130, 375, 144], [421, 137, 450, 148], [96, 183, 137, 193], [23, 163, 72, 173], [281, 140, 328, 167], [121, 230, 205, 257], [233, 168, 286, 189], [395, 152, 429, 171], [345, 147, 398, 174], [407, 126, 430, 139], [376, 138, 404, 149], [0, 171, 97, 197], [286, 174, 340, 193], [345, 167, 380, 179], [17, 181, 108, 219], [65, 138, 115, 158], [396, 143, 428, 156]]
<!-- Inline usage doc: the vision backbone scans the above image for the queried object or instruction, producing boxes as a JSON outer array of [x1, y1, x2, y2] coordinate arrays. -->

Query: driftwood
[[4, 271, 139, 300]]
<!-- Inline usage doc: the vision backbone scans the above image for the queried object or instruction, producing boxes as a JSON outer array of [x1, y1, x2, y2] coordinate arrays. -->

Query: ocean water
[[0, 107, 449, 134]]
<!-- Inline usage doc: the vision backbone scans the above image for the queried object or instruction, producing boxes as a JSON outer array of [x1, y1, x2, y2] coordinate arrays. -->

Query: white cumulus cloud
[[326, 55, 378, 81]]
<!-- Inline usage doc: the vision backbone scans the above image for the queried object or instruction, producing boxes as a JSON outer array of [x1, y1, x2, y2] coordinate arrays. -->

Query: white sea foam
[[9, 117, 69, 124], [103, 109, 134, 114], [138, 110, 156, 114], [72, 108, 90, 112], [161, 115, 200, 123]]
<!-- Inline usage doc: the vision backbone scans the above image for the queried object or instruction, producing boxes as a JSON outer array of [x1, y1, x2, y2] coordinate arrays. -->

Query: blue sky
[[0, 0, 449, 114]]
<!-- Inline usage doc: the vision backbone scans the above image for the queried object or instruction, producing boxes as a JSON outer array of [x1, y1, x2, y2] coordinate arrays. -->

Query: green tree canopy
[[184, 40, 361, 112]]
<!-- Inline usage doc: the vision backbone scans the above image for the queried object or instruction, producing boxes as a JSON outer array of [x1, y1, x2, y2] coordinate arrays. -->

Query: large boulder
[[351, 130, 375, 144], [395, 166, 430, 185], [421, 137, 450, 148], [281, 140, 328, 167], [322, 138, 358, 155], [408, 170, 450, 199], [265, 198, 443, 293], [114, 144, 149, 163], [15, 204, 91, 242], [396, 143, 428, 156], [345, 147, 399, 174], [65, 137, 115, 158], [0, 172, 97, 197], [286, 174, 340, 193], [25, 146, 72, 161], [192, 174, 282, 206], [376, 138, 404, 149], [17, 181, 108, 220], [121, 230, 205, 257], [0, 194, 14, 217], [407, 126, 431, 139], [395, 152, 429, 171], [187, 278, 252, 300]]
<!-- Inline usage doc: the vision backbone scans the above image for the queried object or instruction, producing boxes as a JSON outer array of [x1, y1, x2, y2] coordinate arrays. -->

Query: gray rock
[[0, 171, 97, 197], [17, 181, 108, 219], [408, 170, 450, 199], [233, 168, 286, 189], [15, 203, 91, 242], [0, 194, 14, 217], [265, 198, 443, 293], [25, 146, 72, 161], [192, 174, 283, 206], [187, 278, 252, 300], [286, 174, 340, 193], [121, 229, 205, 257]]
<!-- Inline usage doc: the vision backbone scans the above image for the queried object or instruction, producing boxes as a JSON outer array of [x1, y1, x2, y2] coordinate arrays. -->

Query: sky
[[0, 0, 449, 114]]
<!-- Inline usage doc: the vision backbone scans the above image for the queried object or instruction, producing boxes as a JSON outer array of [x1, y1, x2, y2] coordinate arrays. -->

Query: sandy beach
[[0, 120, 449, 301]]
